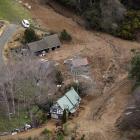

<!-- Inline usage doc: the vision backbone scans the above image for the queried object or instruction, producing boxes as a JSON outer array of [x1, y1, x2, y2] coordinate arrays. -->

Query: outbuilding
[[27, 34, 61, 56], [71, 57, 90, 75]]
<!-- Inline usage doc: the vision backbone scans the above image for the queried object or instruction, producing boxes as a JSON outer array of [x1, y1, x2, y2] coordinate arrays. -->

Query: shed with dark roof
[[27, 34, 61, 55]]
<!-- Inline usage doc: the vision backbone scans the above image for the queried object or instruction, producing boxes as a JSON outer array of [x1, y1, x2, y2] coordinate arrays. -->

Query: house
[[71, 57, 89, 75], [50, 87, 81, 119], [27, 34, 61, 56]]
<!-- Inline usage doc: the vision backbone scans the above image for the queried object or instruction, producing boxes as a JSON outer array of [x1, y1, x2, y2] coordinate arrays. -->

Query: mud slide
[[1, 0, 140, 139]]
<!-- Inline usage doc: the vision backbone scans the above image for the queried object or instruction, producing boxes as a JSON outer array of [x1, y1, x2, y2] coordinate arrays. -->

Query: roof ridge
[[65, 94, 75, 110]]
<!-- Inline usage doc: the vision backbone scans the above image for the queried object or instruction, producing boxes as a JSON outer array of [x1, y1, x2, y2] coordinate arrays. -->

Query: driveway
[[0, 24, 18, 65]]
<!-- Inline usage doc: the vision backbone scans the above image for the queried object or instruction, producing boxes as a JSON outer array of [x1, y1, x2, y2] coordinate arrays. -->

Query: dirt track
[[1, 0, 140, 139]]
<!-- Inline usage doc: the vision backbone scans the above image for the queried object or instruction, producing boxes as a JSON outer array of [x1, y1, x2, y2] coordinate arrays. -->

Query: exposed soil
[[22, 0, 140, 90], [1, 0, 140, 139]]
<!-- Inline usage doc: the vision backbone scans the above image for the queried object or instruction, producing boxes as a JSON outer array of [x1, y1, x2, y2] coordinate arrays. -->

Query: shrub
[[56, 132, 64, 140], [41, 128, 50, 135], [60, 29, 72, 42], [35, 110, 47, 125], [24, 28, 39, 43], [63, 123, 69, 136], [129, 53, 140, 84], [117, 10, 140, 40]]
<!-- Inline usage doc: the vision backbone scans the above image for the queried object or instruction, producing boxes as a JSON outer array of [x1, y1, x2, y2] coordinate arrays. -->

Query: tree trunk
[[2, 85, 11, 120]]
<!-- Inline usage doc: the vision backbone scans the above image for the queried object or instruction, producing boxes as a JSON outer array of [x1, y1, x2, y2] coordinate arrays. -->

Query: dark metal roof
[[27, 34, 61, 53]]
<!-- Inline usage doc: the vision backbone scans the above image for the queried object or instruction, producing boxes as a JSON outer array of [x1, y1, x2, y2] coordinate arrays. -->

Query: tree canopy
[[24, 28, 39, 43], [129, 53, 140, 84]]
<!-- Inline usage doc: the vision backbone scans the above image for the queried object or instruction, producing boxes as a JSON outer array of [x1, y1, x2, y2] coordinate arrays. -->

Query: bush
[[60, 29, 72, 42], [41, 128, 52, 139], [24, 28, 39, 43], [35, 110, 47, 125], [117, 10, 140, 40], [56, 132, 64, 140], [129, 53, 140, 84]]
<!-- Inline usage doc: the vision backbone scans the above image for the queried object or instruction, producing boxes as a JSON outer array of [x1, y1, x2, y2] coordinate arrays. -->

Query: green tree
[[129, 53, 140, 84], [60, 29, 72, 42], [62, 109, 67, 124], [24, 28, 39, 43], [56, 70, 63, 85]]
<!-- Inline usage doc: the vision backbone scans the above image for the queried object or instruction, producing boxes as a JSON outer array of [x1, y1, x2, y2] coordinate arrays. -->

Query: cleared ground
[[0, 0, 30, 22]]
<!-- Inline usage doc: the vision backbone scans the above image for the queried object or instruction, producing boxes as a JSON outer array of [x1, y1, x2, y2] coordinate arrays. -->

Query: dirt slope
[[1, 0, 140, 139], [24, 0, 140, 79], [69, 79, 132, 140]]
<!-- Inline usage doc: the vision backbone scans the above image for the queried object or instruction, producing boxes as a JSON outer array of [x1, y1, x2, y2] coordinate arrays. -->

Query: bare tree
[[0, 56, 59, 120], [0, 83, 11, 120]]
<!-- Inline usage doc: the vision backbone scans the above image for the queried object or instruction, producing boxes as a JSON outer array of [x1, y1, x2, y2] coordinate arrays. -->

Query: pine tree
[[62, 109, 67, 124]]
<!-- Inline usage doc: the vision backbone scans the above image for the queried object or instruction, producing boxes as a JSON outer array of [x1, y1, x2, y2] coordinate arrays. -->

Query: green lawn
[[0, 105, 40, 132], [0, 111, 30, 132], [0, 0, 31, 23]]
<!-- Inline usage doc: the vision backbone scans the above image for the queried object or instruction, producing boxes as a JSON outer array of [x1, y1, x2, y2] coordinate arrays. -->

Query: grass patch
[[0, 0, 31, 23], [0, 111, 30, 132]]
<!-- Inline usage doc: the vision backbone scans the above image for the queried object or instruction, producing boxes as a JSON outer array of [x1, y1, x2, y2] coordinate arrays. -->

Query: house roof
[[56, 87, 81, 113], [27, 34, 61, 53], [72, 58, 89, 67], [57, 96, 74, 113], [65, 87, 81, 106]]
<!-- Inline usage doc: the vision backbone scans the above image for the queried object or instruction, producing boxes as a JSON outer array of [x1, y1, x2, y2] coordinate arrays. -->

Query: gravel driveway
[[0, 24, 17, 65]]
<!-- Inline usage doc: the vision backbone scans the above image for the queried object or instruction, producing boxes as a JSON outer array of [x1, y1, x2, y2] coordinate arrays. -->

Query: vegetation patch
[[23, 28, 40, 43], [117, 10, 140, 40], [129, 52, 140, 86], [0, 111, 30, 132], [53, 0, 140, 40], [41, 128, 52, 135], [60, 29, 72, 42], [0, 0, 31, 22]]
